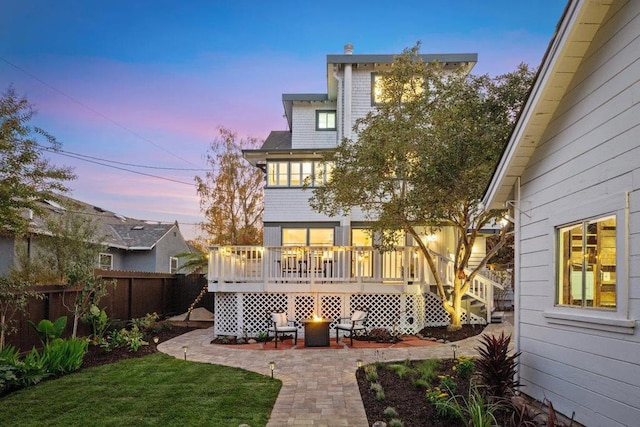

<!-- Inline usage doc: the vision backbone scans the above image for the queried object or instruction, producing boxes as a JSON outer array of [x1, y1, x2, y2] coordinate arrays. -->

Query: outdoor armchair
[[335, 309, 369, 346], [267, 311, 298, 348]]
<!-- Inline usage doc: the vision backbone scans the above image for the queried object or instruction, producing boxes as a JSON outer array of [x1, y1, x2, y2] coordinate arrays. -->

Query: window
[[170, 256, 179, 274], [282, 228, 334, 246], [557, 215, 616, 309], [267, 162, 289, 186], [266, 161, 333, 188], [98, 253, 113, 270], [316, 110, 336, 130], [371, 73, 424, 105]]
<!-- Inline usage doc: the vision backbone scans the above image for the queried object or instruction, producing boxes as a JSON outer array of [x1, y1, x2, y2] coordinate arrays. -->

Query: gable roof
[[483, 0, 613, 210], [31, 194, 181, 250]]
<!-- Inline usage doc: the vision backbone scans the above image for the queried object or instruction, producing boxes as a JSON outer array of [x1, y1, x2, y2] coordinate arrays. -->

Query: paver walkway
[[158, 315, 513, 427]]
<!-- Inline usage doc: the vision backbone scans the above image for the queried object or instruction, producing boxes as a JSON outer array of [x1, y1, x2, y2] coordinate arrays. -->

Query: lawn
[[0, 352, 281, 427]]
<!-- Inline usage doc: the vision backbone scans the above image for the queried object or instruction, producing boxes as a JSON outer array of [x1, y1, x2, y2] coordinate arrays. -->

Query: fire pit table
[[302, 318, 331, 347]]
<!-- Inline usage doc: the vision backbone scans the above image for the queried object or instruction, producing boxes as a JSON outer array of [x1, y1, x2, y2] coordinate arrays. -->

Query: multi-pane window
[[98, 253, 113, 270], [372, 73, 424, 105], [557, 215, 616, 309], [282, 228, 334, 246], [266, 160, 333, 188], [170, 256, 179, 274], [267, 162, 289, 186], [316, 110, 336, 130]]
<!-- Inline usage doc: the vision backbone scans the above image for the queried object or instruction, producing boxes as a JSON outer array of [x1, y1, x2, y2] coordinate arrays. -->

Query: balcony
[[207, 245, 459, 294]]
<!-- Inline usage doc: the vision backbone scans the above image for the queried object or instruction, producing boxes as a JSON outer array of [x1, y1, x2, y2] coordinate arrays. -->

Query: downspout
[[343, 43, 353, 141], [332, 68, 343, 141]]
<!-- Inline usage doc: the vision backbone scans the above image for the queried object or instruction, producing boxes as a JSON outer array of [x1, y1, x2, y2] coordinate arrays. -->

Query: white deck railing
[[208, 245, 502, 323]]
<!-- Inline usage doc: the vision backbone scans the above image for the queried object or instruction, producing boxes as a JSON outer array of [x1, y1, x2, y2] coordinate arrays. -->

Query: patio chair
[[335, 309, 369, 346], [267, 311, 298, 348]]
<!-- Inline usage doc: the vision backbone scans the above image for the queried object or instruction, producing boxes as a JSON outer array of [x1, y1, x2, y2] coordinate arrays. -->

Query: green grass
[[0, 353, 281, 427]]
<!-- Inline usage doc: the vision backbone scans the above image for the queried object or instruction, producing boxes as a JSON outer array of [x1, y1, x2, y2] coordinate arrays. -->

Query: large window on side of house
[[289, 162, 313, 187], [316, 110, 336, 130], [170, 256, 179, 274], [557, 215, 616, 309], [371, 73, 425, 105], [267, 161, 289, 187], [98, 253, 113, 270]]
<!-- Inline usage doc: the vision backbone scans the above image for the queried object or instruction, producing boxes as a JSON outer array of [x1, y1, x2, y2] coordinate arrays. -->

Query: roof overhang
[[243, 148, 335, 169], [326, 53, 478, 99], [483, 0, 613, 210]]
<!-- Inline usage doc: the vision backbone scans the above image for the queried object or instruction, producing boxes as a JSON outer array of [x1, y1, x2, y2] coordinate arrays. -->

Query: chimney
[[344, 43, 354, 55]]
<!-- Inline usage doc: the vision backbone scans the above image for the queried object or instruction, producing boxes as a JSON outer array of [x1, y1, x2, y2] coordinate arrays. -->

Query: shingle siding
[[291, 102, 337, 149]]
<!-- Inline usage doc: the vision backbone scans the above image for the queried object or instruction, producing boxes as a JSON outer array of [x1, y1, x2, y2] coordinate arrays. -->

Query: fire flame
[[312, 314, 322, 322]]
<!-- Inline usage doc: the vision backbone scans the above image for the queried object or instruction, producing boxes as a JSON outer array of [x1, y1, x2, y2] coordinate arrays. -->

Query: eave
[[483, 0, 613, 210]]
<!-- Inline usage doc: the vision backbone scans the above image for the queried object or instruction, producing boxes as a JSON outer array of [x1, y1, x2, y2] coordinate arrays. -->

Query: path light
[[356, 359, 363, 369], [269, 361, 275, 378], [182, 345, 188, 360], [451, 344, 459, 360], [153, 336, 159, 344]]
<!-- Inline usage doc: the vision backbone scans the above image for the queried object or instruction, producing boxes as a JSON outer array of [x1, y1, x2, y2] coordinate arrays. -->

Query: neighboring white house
[[483, 1, 639, 425], [208, 46, 506, 339]]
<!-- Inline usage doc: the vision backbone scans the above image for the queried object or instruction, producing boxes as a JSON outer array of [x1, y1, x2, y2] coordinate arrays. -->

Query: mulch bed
[[81, 325, 197, 370]]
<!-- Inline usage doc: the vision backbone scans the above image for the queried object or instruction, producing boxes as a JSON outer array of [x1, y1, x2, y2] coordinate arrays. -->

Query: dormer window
[[316, 110, 336, 131]]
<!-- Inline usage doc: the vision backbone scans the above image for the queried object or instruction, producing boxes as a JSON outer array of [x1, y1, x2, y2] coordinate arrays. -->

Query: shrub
[[365, 365, 379, 382], [384, 406, 399, 418], [388, 419, 404, 427], [18, 348, 49, 387], [130, 312, 160, 333], [41, 338, 88, 374], [416, 359, 440, 384], [455, 356, 475, 380], [108, 326, 148, 352], [82, 304, 110, 345], [431, 385, 502, 427], [26, 316, 67, 346], [387, 363, 413, 380], [475, 332, 520, 400], [438, 374, 457, 394]]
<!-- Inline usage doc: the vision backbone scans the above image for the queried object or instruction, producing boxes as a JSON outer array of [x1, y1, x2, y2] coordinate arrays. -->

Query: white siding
[[263, 188, 346, 223], [291, 102, 337, 149], [517, 2, 640, 426]]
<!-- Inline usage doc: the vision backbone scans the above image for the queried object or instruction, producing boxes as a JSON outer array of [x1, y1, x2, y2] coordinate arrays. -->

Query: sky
[[1, 1, 568, 241]]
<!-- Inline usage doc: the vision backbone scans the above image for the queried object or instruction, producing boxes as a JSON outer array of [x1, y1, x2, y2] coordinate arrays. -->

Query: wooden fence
[[6, 271, 210, 352]]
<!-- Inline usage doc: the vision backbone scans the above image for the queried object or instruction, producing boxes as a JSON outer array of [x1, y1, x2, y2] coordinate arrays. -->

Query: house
[[209, 46, 505, 339], [482, 1, 639, 425], [0, 194, 191, 276]]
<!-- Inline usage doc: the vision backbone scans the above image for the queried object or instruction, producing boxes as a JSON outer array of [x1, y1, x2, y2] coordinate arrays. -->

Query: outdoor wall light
[[182, 345, 188, 360], [269, 361, 276, 378], [356, 359, 363, 369]]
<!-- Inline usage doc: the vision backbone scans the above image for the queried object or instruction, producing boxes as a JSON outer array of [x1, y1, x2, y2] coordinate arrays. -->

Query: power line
[[0, 55, 201, 168], [49, 149, 197, 186], [40, 144, 209, 171]]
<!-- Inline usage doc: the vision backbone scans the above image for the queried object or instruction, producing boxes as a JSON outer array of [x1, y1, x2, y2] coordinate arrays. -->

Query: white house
[[208, 46, 507, 339], [483, 1, 639, 425]]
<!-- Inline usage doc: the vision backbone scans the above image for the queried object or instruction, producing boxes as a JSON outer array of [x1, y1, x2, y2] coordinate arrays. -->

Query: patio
[[158, 313, 514, 426]]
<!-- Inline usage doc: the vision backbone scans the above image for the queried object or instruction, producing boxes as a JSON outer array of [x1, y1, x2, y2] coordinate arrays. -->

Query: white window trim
[[170, 256, 179, 274], [98, 253, 113, 270], [316, 110, 336, 131], [543, 192, 634, 334]]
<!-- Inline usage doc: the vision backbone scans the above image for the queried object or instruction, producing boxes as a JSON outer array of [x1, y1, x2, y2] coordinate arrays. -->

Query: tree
[[310, 45, 534, 330], [195, 127, 264, 245], [0, 85, 74, 348], [0, 85, 75, 236], [20, 206, 113, 338]]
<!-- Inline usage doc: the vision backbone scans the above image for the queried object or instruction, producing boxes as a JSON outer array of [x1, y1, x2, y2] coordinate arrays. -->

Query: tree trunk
[[0, 313, 5, 350], [72, 312, 80, 338], [448, 289, 463, 331]]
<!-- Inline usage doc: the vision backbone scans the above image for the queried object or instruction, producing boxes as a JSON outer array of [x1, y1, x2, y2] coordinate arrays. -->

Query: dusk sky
[[1, 1, 567, 241]]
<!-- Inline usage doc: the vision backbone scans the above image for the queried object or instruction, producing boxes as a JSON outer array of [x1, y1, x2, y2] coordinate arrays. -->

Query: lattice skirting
[[213, 291, 486, 337]]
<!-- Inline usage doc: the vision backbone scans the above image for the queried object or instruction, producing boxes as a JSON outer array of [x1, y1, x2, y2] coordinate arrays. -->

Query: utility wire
[[40, 144, 209, 171], [50, 149, 197, 186], [1, 55, 200, 167]]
